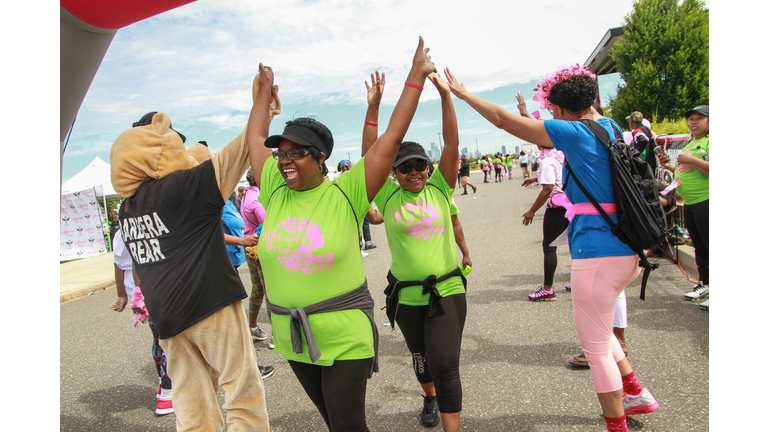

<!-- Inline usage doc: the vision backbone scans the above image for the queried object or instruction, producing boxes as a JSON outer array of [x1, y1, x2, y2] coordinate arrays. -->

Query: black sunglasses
[[397, 159, 429, 174]]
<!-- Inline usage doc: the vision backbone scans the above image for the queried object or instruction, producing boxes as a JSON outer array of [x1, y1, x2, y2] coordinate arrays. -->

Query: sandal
[[568, 352, 590, 368]]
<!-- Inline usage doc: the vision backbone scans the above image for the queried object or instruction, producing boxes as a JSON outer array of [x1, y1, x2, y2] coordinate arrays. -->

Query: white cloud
[[65, 0, 636, 177]]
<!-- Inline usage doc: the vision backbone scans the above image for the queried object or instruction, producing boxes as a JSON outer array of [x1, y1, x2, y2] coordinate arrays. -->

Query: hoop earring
[[318, 165, 323, 173]]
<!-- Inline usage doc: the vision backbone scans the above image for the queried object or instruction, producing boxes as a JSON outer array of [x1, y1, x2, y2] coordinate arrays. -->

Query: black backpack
[[564, 119, 667, 300]]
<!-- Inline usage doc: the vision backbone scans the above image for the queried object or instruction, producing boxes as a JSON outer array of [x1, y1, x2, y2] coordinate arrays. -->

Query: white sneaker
[[684, 282, 709, 300], [699, 299, 709, 310], [361, 250, 369, 257]]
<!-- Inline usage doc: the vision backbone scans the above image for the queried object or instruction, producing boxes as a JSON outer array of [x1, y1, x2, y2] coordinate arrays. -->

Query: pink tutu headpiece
[[539, 148, 565, 166], [533, 64, 597, 110]]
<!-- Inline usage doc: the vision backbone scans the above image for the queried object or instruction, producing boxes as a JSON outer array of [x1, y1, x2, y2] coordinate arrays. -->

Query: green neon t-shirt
[[374, 168, 465, 306], [259, 156, 373, 365], [674, 136, 709, 205]]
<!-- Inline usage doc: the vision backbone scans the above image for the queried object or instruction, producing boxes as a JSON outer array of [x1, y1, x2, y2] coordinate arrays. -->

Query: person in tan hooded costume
[[110, 71, 280, 432]]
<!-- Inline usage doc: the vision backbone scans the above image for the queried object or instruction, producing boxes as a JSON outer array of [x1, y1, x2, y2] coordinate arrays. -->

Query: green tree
[[609, 0, 709, 128]]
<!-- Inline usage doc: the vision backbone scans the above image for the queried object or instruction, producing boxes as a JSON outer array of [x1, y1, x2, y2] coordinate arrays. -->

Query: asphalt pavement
[[60, 168, 709, 431]]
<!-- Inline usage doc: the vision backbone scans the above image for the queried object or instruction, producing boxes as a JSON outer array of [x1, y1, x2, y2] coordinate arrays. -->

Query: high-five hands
[[413, 37, 437, 77], [427, 72, 450, 96], [444, 68, 470, 100]]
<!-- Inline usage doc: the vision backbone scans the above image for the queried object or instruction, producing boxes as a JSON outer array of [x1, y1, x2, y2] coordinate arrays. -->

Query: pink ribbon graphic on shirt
[[263, 217, 336, 275], [390, 198, 445, 240]]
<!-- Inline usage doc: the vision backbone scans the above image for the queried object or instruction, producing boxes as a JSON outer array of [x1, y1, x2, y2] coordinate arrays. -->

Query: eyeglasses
[[396, 159, 429, 174], [273, 149, 311, 161]]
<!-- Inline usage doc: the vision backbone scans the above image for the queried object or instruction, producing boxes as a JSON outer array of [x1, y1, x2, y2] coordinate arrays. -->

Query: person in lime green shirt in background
[[480, 157, 490, 183], [504, 152, 514, 179], [492, 153, 503, 182], [659, 105, 709, 310]]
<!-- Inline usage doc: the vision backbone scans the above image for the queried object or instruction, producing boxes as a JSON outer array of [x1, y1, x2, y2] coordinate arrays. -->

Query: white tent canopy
[[62, 156, 118, 198]]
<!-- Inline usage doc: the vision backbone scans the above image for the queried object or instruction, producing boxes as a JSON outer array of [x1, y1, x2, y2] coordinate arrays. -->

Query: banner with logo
[[60, 187, 108, 261]]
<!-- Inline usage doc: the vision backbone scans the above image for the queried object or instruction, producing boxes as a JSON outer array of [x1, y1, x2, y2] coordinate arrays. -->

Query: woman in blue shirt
[[444, 65, 658, 432]]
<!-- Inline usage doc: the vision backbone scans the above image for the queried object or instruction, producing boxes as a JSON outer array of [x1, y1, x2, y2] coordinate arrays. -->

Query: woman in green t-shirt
[[246, 39, 437, 432], [480, 157, 490, 182], [363, 72, 467, 432], [659, 105, 709, 309], [504, 152, 514, 179]]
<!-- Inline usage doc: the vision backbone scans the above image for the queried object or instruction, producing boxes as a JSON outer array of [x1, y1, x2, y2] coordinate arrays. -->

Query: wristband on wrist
[[405, 81, 424, 91], [364, 120, 379, 126]]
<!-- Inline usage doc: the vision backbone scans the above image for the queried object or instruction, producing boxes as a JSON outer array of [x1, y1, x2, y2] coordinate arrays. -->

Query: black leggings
[[684, 199, 709, 285], [288, 358, 372, 432], [542, 206, 570, 286], [395, 294, 467, 414]]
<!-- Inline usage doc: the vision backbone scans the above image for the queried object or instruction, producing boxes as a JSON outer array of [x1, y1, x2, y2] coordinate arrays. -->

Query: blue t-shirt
[[543, 117, 635, 259], [222, 199, 246, 266]]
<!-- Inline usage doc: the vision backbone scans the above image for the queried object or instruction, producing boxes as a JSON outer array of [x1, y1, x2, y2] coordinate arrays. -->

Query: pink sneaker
[[156, 386, 174, 416], [155, 398, 174, 416], [623, 388, 659, 415], [528, 286, 556, 302]]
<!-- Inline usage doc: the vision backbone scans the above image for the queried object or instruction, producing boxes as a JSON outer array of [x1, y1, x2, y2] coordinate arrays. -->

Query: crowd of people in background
[[104, 35, 707, 432]]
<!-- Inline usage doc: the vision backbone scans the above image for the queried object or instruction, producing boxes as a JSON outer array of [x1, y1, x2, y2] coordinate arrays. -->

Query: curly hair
[[547, 75, 598, 112]]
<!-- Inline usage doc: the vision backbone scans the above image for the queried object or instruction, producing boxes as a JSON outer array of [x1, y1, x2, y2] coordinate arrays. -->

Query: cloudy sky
[[61, 0, 637, 181]]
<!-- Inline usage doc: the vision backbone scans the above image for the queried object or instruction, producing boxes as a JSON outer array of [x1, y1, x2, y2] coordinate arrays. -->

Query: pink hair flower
[[533, 64, 597, 110]]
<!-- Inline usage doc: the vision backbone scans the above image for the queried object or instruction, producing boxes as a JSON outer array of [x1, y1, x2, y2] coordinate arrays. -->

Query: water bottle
[[695, 146, 708, 161]]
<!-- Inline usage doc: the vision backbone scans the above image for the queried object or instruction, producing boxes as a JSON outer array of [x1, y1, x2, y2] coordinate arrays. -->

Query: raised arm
[[364, 37, 437, 201], [362, 71, 385, 156], [430, 72, 459, 188], [246, 64, 276, 189], [445, 68, 553, 148]]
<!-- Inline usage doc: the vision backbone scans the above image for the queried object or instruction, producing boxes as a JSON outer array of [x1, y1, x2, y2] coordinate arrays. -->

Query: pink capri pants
[[571, 255, 640, 393]]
